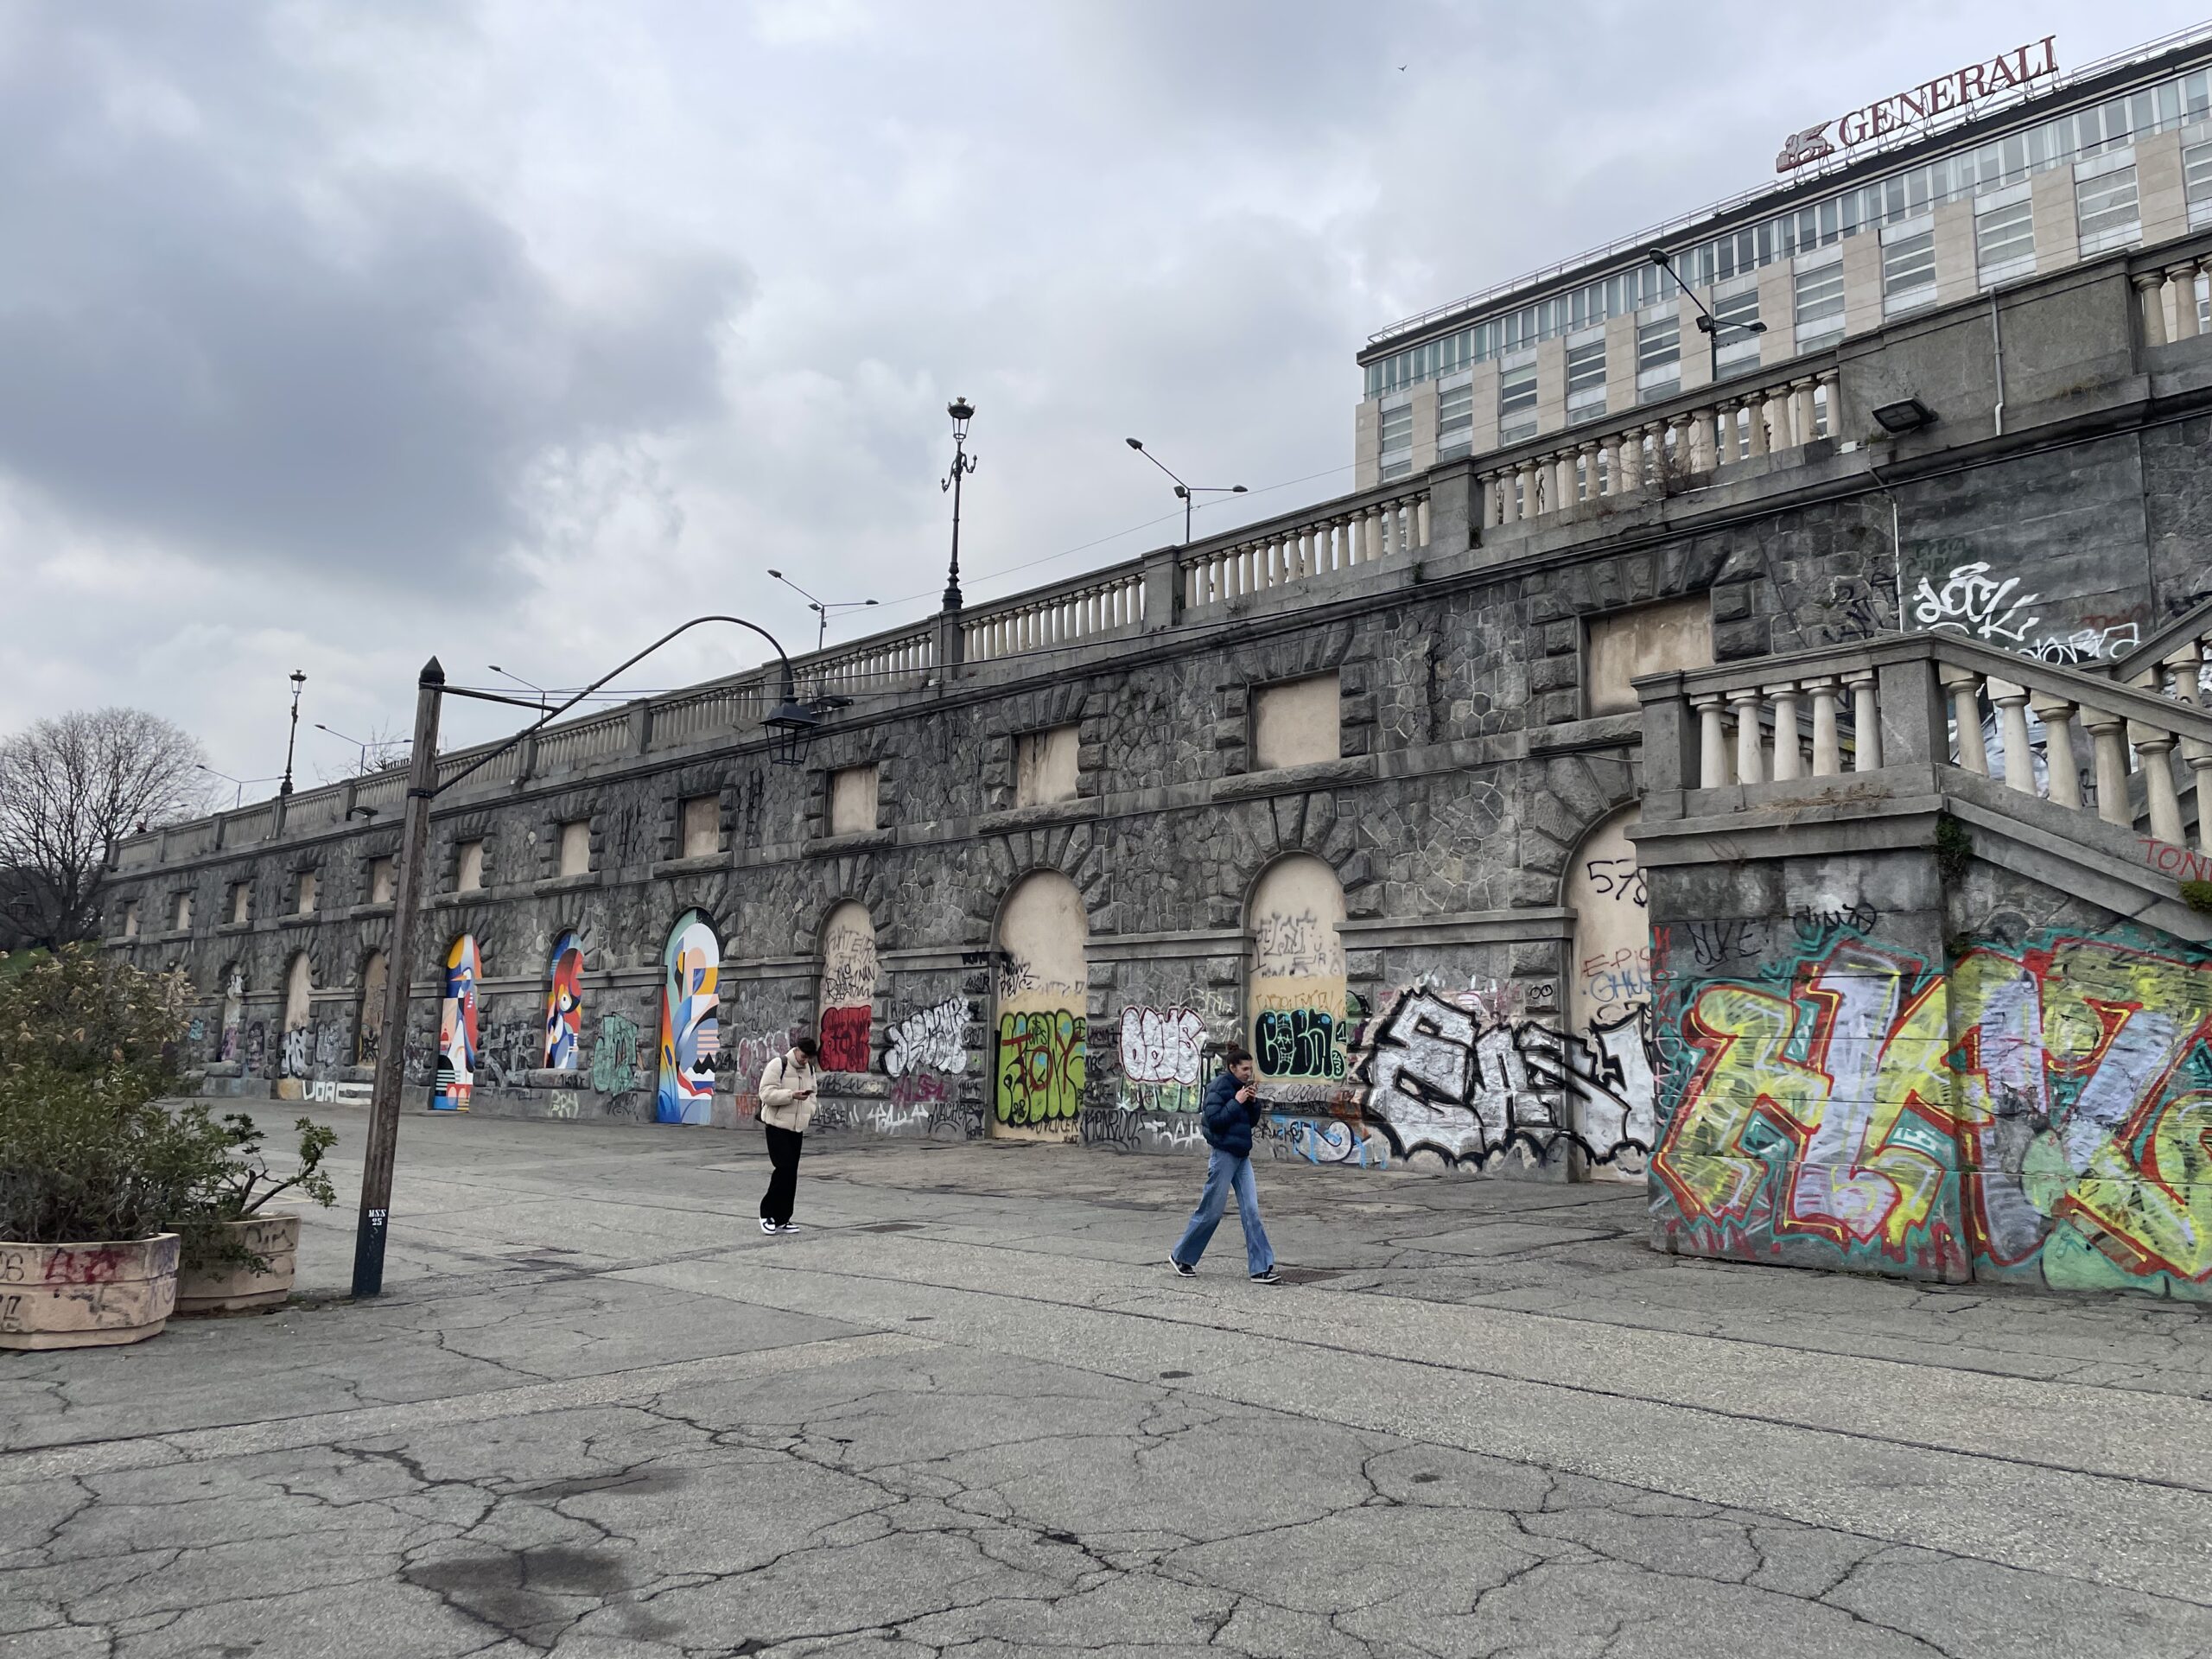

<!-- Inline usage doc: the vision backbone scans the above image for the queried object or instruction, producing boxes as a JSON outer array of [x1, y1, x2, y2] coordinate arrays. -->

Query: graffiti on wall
[[887, 999, 966, 1078], [1116, 1004, 1207, 1114], [1910, 557, 2141, 665], [544, 934, 584, 1070], [219, 971, 244, 1062], [589, 1012, 643, 1101], [996, 1010, 1086, 1128], [1354, 986, 1655, 1172], [657, 911, 720, 1125], [819, 1006, 870, 1074], [435, 937, 480, 1110], [1653, 925, 2212, 1299], [818, 906, 876, 1072]]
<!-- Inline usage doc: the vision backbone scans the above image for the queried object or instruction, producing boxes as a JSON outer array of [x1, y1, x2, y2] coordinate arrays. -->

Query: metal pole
[[944, 455, 965, 612], [279, 671, 305, 797], [351, 657, 445, 1300]]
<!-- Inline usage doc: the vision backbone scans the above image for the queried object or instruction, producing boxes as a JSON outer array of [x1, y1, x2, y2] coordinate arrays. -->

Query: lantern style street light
[[942, 397, 977, 612]]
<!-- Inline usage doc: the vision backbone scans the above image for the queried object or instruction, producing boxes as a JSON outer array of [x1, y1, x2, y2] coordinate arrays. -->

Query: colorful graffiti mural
[[657, 911, 720, 1125], [435, 936, 480, 1110], [993, 872, 1088, 1139], [1652, 924, 2212, 1300], [818, 903, 876, 1072], [543, 934, 584, 1070], [996, 1010, 1086, 1128]]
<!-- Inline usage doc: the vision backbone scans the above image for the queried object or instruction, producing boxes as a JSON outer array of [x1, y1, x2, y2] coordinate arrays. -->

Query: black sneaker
[[1249, 1268, 1281, 1285], [1169, 1258, 1196, 1278]]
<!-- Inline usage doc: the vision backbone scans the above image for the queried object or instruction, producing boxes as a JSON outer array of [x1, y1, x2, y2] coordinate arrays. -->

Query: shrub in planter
[[174, 1114, 337, 1313], [0, 948, 214, 1349]]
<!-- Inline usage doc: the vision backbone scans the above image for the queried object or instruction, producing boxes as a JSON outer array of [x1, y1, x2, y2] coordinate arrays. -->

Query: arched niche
[[991, 871, 1087, 1139], [658, 910, 720, 1125], [1246, 854, 1350, 1099], [435, 936, 480, 1110], [817, 901, 877, 1074], [1562, 806, 1656, 1176], [358, 950, 389, 1065], [543, 933, 584, 1070]]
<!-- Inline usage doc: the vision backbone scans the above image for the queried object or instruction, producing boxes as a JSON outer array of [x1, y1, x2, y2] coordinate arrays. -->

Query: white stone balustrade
[[811, 626, 939, 684], [1477, 369, 1837, 529], [2135, 257, 2211, 346], [962, 569, 1145, 663], [1179, 487, 1429, 610]]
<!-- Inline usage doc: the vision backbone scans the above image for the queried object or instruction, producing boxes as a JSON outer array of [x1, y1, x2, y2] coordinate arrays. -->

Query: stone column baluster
[[1787, 378, 1816, 448], [2029, 692, 2083, 810], [1598, 435, 1623, 497], [2137, 270, 2171, 348], [2160, 643, 2212, 848], [1382, 504, 1402, 560], [1728, 687, 1765, 785], [1807, 677, 1842, 775], [1845, 669, 1882, 769], [1815, 369, 1840, 438], [2168, 264, 2203, 340], [1688, 410, 1715, 474], [1478, 474, 1502, 530], [1515, 461, 1538, 522], [2081, 707, 2133, 826], [1769, 682, 1803, 780], [1938, 663, 1989, 774], [1363, 505, 1383, 563], [1574, 442, 1598, 505], [1693, 693, 1728, 787], [1415, 493, 1431, 546], [2133, 722, 2188, 845], [1989, 679, 2036, 793], [1618, 429, 1643, 492]]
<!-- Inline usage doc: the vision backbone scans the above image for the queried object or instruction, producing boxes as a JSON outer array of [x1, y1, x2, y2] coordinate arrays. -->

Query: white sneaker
[[773, 1222, 804, 1235], [760, 1217, 778, 1235]]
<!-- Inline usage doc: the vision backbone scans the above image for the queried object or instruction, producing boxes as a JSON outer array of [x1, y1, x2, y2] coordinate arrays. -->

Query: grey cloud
[[0, 5, 748, 587]]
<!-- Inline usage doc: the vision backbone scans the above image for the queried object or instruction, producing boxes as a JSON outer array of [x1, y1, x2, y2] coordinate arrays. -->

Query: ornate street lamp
[[942, 397, 977, 612]]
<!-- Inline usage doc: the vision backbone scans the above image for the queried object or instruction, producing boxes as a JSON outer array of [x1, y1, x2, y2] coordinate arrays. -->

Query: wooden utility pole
[[352, 658, 444, 1299]]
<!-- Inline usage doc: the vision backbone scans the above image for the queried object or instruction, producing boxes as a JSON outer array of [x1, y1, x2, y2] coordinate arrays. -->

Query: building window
[[1250, 674, 1340, 771], [679, 795, 720, 859], [2075, 161, 2141, 255], [1015, 726, 1080, 807], [1881, 222, 1937, 315], [229, 882, 250, 925], [1436, 378, 1475, 460], [1497, 358, 1538, 444], [122, 899, 140, 939], [1711, 285, 1760, 374], [295, 871, 317, 916], [172, 893, 192, 932], [2186, 140, 2212, 228], [368, 857, 395, 905], [558, 820, 591, 878], [1794, 257, 1846, 343], [1635, 314, 1680, 403], [1379, 454, 1414, 482], [457, 839, 485, 892], [828, 765, 879, 836], [1974, 193, 2037, 286], [1565, 337, 1606, 423]]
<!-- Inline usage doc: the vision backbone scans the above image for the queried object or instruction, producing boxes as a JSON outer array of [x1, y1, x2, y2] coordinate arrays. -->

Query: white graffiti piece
[[1284, 1117, 1389, 1169], [1118, 1005, 1206, 1086], [281, 1026, 314, 1079], [1517, 1010, 1656, 1160], [1913, 562, 2042, 645], [2024, 621, 2139, 665], [885, 998, 967, 1078]]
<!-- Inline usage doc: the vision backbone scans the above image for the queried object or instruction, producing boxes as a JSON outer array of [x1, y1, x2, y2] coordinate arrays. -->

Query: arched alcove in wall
[[280, 952, 315, 1080], [543, 932, 584, 1070], [219, 966, 245, 1062], [657, 910, 720, 1125], [357, 950, 389, 1065], [1561, 806, 1656, 1176], [817, 901, 877, 1074], [1246, 854, 1350, 1103], [992, 871, 1087, 1140]]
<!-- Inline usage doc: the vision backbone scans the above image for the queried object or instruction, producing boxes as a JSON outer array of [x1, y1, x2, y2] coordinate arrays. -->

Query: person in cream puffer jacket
[[756, 1036, 821, 1234]]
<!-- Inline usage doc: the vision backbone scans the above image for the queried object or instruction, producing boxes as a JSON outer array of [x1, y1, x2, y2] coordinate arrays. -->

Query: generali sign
[[1777, 37, 2060, 174]]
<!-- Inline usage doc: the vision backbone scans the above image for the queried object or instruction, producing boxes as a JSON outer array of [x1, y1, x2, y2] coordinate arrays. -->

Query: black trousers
[[761, 1124, 804, 1224]]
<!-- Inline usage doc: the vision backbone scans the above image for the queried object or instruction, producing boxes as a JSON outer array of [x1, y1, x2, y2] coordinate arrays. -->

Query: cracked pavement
[[4, 1106, 2211, 1657]]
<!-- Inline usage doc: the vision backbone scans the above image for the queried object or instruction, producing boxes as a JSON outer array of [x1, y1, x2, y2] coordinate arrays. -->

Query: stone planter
[[175, 1212, 301, 1315], [0, 1234, 181, 1351]]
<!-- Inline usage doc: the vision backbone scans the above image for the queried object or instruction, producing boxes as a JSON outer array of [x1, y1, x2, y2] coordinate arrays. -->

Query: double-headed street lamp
[[767, 569, 879, 653], [194, 763, 283, 810], [352, 615, 829, 1300], [315, 722, 410, 772], [486, 665, 551, 713], [1124, 438, 1246, 546], [1647, 246, 1767, 385]]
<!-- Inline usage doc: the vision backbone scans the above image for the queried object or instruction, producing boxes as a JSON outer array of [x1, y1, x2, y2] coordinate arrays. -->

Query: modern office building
[[1356, 25, 2212, 489]]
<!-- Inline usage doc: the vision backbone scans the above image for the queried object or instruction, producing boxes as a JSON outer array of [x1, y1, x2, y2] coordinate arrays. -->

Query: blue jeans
[[1172, 1148, 1274, 1275]]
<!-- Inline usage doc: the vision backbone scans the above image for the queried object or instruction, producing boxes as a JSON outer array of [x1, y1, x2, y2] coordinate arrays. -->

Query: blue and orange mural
[[543, 933, 584, 1070], [435, 935, 480, 1110], [657, 910, 720, 1124], [1650, 918, 2212, 1300]]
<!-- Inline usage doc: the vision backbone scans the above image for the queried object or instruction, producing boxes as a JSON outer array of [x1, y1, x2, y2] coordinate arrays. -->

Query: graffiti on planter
[[1353, 987, 1655, 1172], [1652, 927, 2212, 1298], [995, 1010, 1086, 1128], [886, 998, 967, 1077]]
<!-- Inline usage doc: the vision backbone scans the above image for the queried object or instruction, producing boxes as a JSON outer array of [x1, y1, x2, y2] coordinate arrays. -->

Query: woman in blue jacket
[[1168, 1046, 1280, 1283]]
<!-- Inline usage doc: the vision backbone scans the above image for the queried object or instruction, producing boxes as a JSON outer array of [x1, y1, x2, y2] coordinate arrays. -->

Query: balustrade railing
[[1652, 633, 2212, 853], [1479, 369, 1837, 528], [647, 681, 769, 752], [1179, 486, 1429, 611], [531, 714, 632, 773], [810, 624, 938, 686], [963, 565, 1144, 663]]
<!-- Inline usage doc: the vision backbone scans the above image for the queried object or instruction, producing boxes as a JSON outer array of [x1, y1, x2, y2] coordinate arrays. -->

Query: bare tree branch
[[0, 709, 213, 948]]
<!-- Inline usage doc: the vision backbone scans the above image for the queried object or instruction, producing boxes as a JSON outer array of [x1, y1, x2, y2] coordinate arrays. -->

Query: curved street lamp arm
[[431, 614, 800, 800]]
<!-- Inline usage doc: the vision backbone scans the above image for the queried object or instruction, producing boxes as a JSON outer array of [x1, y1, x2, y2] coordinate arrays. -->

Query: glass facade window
[[1794, 259, 1847, 339], [1636, 314, 1681, 404], [2187, 139, 2212, 218], [1882, 227, 1938, 310], [1378, 401, 1414, 453], [2076, 162, 2142, 251], [1974, 195, 2037, 283], [1437, 379, 1475, 460], [1362, 61, 2212, 400], [1566, 338, 1606, 423], [1497, 360, 1538, 444], [1712, 286, 1762, 373]]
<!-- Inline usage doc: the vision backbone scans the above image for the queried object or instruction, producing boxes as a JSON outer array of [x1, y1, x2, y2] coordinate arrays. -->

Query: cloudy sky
[[3, 0, 2202, 794]]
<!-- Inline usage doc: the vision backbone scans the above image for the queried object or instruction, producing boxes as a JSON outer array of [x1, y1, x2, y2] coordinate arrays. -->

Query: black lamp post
[[1124, 438, 1246, 545], [278, 670, 306, 797], [942, 397, 977, 612], [1648, 246, 1767, 385], [767, 569, 879, 653], [487, 665, 551, 714], [195, 763, 282, 810]]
